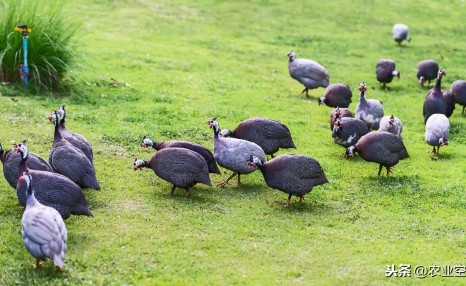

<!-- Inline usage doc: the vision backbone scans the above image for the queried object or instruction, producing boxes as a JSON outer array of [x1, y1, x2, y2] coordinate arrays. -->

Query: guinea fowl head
[[439, 137, 448, 146], [318, 96, 325, 105], [133, 158, 147, 170], [392, 70, 400, 78], [389, 115, 395, 124], [219, 129, 232, 137], [208, 118, 220, 133], [57, 105, 66, 122], [18, 171, 32, 196], [247, 155, 263, 168], [287, 51, 296, 61], [141, 136, 154, 148], [344, 146, 356, 158], [14, 141, 28, 159], [48, 110, 60, 126], [334, 117, 344, 127], [438, 68, 446, 79], [358, 82, 367, 93], [419, 76, 426, 86], [0, 142, 3, 155]]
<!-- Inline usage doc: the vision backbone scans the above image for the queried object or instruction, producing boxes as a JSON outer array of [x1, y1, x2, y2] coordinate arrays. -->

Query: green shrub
[[0, 0, 81, 92]]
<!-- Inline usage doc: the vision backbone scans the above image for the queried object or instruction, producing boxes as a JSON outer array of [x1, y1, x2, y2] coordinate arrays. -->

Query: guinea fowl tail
[[83, 176, 101, 190], [75, 204, 93, 217], [199, 173, 212, 187], [316, 172, 330, 186], [208, 162, 222, 174]]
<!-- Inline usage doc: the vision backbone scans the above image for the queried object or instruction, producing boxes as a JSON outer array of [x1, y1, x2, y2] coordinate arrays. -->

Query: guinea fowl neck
[[18, 151, 28, 174], [434, 75, 443, 91], [359, 91, 366, 102], [54, 119, 63, 142]]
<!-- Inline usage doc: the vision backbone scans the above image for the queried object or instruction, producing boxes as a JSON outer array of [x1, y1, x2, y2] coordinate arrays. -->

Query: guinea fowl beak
[[140, 143, 147, 148], [247, 162, 256, 167]]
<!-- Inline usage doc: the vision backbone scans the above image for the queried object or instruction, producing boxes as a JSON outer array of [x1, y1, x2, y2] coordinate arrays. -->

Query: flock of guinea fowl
[[2, 23, 466, 274]]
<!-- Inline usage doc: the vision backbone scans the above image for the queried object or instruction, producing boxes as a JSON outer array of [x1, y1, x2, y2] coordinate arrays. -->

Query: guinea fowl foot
[[170, 185, 176, 196], [386, 167, 392, 176], [34, 259, 41, 269], [185, 188, 192, 197], [299, 196, 305, 203], [285, 200, 291, 207], [55, 266, 62, 273], [217, 180, 230, 187], [431, 156, 439, 161]]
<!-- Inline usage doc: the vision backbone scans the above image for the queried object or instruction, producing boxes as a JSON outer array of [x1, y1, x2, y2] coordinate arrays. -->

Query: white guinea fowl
[[392, 24, 411, 45], [287, 51, 329, 97], [378, 115, 403, 139], [208, 118, 266, 187], [21, 171, 67, 273], [355, 82, 384, 130], [425, 113, 450, 159]]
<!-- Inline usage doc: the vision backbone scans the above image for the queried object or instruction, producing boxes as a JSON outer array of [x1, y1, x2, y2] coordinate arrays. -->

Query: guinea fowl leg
[[463, 106, 465, 114], [218, 172, 237, 187], [299, 195, 305, 203], [34, 259, 40, 269], [301, 88, 309, 98], [55, 266, 62, 273], [170, 185, 176, 196], [185, 188, 192, 197], [286, 194, 292, 207], [386, 167, 392, 176], [378, 164, 383, 176], [235, 174, 242, 188], [383, 83, 387, 91]]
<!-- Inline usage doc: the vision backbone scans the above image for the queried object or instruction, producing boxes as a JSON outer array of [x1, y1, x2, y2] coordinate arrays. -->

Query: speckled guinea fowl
[[141, 136, 220, 174], [48, 106, 94, 164], [219, 117, 295, 158], [318, 83, 352, 108], [345, 131, 409, 176], [378, 115, 403, 139], [329, 107, 352, 130], [425, 114, 450, 159], [20, 171, 67, 273], [392, 24, 411, 45], [332, 117, 370, 148], [375, 59, 400, 90], [247, 154, 328, 207], [287, 51, 329, 97], [423, 68, 447, 124], [208, 118, 266, 187], [417, 60, 439, 87], [134, 147, 212, 196], [49, 111, 100, 190], [355, 82, 384, 130], [1, 142, 52, 189], [442, 90, 456, 118], [15, 142, 92, 219], [450, 80, 466, 114]]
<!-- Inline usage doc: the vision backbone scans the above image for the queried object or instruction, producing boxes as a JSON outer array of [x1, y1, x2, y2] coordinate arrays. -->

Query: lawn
[[1, 0, 466, 285]]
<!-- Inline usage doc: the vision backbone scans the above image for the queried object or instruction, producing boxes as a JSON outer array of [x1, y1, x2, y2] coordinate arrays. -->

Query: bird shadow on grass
[[364, 175, 422, 195]]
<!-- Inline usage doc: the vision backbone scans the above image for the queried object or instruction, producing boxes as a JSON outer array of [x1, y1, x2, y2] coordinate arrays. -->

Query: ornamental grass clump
[[0, 0, 81, 92]]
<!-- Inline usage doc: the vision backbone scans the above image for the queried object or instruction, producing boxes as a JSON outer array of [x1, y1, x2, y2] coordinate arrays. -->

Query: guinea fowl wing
[[50, 141, 93, 183], [32, 172, 88, 207]]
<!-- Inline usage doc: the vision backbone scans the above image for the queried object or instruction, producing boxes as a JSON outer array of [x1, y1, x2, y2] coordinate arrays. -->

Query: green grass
[[1, 0, 466, 285]]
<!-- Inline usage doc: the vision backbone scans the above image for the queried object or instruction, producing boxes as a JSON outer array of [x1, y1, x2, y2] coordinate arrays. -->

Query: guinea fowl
[[425, 114, 450, 159], [219, 117, 295, 158], [287, 51, 329, 97], [417, 60, 439, 87], [247, 154, 328, 207], [48, 106, 94, 164], [355, 82, 384, 130], [450, 80, 466, 114], [443, 90, 456, 118], [378, 115, 403, 139], [208, 118, 266, 187], [423, 68, 447, 124], [332, 117, 370, 148], [1, 142, 52, 189], [392, 24, 411, 45], [49, 111, 101, 190], [318, 83, 352, 108], [20, 172, 67, 273], [140, 136, 220, 174], [345, 131, 409, 176], [134, 147, 212, 196], [329, 107, 352, 130], [375, 59, 400, 91], [15, 142, 93, 219]]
